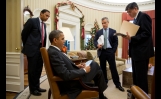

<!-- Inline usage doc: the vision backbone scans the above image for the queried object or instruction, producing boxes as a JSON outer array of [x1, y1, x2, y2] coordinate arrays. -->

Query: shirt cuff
[[83, 68, 86, 73]]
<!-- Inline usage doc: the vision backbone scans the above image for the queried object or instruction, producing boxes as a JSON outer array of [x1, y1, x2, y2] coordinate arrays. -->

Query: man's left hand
[[122, 32, 131, 40], [77, 63, 85, 68]]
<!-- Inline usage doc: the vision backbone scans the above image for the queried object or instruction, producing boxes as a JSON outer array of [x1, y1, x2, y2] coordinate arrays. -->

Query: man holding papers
[[94, 17, 125, 92], [123, 2, 154, 97]]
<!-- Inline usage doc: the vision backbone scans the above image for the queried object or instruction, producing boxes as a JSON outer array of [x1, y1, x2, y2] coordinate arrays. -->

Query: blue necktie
[[133, 18, 136, 24], [104, 29, 107, 49]]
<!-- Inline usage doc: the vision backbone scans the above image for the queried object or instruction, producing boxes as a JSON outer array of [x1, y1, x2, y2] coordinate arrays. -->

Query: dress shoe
[[127, 89, 131, 93], [116, 85, 125, 92], [30, 90, 41, 96], [104, 96, 108, 99], [37, 88, 46, 92]]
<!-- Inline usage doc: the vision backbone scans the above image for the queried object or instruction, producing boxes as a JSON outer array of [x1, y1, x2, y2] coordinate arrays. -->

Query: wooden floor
[[6, 67, 46, 99]]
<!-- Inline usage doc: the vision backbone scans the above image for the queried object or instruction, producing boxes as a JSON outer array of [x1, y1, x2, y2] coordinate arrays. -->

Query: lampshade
[[59, 27, 74, 41]]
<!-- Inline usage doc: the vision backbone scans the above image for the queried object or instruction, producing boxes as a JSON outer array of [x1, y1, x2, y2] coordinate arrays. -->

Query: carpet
[[15, 63, 132, 99], [14, 75, 47, 99], [28, 74, 129, 99]]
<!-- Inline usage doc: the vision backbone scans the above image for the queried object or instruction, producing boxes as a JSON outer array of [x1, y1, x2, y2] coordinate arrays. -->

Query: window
[[85, 34, 91, 46]]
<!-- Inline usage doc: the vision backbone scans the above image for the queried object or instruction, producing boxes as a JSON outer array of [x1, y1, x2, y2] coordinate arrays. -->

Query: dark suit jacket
[[21, 17, 47, 57], [48, 46, 86, 99], [94, 28, 118, 57], [129, 11, 154, 61]]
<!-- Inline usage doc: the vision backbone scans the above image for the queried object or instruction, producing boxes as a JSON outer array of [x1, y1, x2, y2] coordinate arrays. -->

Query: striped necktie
[[133, 18, 136, 24], [41, 22, 44, 47]]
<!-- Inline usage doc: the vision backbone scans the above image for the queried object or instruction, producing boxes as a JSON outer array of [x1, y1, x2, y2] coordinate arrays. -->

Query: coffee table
[[70, 58, 88, 65], [122, 66, 154, 93]]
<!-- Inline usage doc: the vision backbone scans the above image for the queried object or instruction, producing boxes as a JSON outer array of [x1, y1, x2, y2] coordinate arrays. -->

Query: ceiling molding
[[89, 0, 155, 6], [69, 0, 155, 12]]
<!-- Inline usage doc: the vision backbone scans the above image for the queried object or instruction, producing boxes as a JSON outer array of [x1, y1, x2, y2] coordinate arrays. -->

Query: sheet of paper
[[114, 20, 140, 36], [85, 60, 93, 66], [97, 35, 104, 45]]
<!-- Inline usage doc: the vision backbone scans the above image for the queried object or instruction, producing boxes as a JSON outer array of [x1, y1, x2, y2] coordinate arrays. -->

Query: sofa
[[67, 50, 126, 80]]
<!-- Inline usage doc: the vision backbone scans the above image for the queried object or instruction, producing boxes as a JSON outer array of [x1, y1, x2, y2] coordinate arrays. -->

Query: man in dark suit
[[47, 30, 108, 99], [94, 17, 124, 92], [21, 9, 50, 96], [123, 2, 154, 96]]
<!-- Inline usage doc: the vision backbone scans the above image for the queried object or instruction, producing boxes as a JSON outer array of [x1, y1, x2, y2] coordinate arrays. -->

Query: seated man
[[47, 30, 108, 99]]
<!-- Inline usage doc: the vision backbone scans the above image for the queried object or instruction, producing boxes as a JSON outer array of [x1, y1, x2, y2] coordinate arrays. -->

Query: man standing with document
[[94, 17, 125, 92], [122, 2, 154, 97]]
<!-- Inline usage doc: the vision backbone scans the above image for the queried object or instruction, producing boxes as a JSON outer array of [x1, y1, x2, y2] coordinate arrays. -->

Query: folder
[[114, 20, 140, 36]]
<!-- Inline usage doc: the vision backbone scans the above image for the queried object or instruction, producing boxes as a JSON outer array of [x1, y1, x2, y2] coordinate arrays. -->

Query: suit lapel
[[36, 18, 41, 33], [52, 47, 76, 65], [61, 52, 76, 65], [108, 28, 112, 41], [134, 11, 141, 24]]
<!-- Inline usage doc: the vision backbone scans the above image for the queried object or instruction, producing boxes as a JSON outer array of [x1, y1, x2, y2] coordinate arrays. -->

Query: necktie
[[104, 29, 107, 49], [41, 22, 44, 47], [133, 18, 136, 24]]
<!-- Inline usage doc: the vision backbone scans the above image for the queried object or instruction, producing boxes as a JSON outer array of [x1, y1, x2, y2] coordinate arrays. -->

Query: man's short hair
[[49, 30, 63, 43], [125, 2, 139, 11], [101, 17, 109, 22], [41, 9, 50, 14]]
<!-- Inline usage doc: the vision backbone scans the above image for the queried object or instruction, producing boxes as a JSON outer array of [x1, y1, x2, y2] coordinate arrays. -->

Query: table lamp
[[59, 27, 74, 52]]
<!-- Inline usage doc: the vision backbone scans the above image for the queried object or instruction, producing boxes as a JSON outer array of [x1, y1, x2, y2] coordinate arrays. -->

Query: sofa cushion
[[67, 51, 79, 57], [86, 52, 94, 60], [116, 61, 125, 66]]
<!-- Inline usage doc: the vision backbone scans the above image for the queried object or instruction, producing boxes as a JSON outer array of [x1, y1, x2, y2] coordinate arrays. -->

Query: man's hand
[[84, 66, 91, 73], [122, 32, 131, 40], [97, 44, 103, 49], [77, 63, 85, 69]]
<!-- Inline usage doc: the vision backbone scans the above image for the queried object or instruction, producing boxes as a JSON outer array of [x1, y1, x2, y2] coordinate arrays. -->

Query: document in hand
[[114, 20, 140, 36], [97, 35, 104, 45], [85, 60, 93, 67]]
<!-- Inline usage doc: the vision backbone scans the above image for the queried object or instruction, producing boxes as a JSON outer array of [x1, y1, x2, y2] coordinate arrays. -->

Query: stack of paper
[[97, 35, 104, 45], [114, 20, 140, 36]]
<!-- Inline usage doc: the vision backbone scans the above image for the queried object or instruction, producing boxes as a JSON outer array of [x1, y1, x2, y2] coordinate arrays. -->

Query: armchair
[[40, 47, 99, 99]]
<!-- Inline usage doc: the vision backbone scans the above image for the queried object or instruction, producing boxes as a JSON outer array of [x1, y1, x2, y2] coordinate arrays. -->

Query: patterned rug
[[13, 75, 47, 99]]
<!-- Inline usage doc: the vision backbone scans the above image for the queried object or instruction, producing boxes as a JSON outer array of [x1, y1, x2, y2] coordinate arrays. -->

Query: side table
[[122, 66, 154, 94]]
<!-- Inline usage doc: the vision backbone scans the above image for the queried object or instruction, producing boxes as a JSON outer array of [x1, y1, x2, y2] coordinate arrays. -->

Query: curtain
[[121, 12, 133, 59], [143, 10, 155, 47]]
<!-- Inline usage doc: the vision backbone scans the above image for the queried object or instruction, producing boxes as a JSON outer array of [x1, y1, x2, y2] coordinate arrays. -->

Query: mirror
[[23, 6, 33, 25]]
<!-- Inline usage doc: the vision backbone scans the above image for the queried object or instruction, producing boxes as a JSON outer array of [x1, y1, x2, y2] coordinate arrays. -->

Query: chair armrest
[[51, 76, 99, 91], [116, 57, 126, 64], [79, 79, 99, 91], [130, 85, 150, 99], [51, 76, 79, 81]]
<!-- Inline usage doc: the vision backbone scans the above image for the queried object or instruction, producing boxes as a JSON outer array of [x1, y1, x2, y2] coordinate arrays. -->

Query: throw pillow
[[77, 51, 87, 58], [87, 52, 94, 60]]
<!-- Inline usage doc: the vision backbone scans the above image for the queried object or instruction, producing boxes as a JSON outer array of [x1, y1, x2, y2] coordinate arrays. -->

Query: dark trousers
[[99, 49, 121, 86], [27, 49, 43, 92], [81, 61, 107, 99], [81, 61, 107, 93], [131, 59, 149, 94]]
